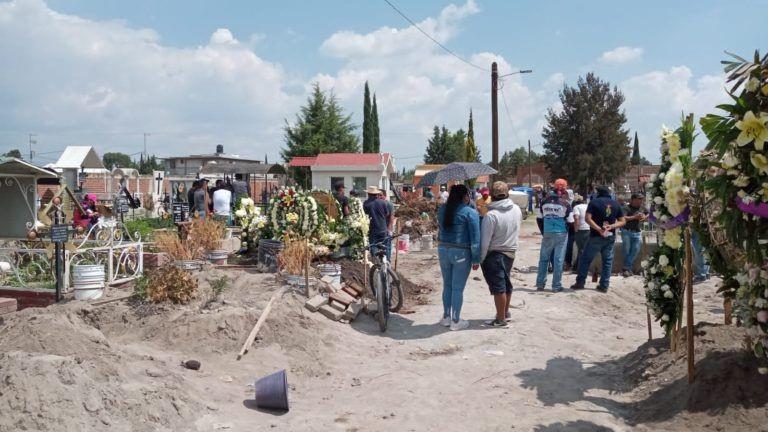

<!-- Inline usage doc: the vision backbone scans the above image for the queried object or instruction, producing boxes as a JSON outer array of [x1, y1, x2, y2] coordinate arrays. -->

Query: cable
[[382, 0, 488, 72], [499, 82, 517, 139]]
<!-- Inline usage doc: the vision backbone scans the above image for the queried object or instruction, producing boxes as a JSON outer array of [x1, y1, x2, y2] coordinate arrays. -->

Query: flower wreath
[[268, 187, 319, 240], [234, 197, 267, 251]]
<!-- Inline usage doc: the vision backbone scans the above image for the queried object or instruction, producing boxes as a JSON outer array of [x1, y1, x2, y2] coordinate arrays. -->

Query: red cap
[[481, 188, 490, 196], [554, 179, 568, 191]]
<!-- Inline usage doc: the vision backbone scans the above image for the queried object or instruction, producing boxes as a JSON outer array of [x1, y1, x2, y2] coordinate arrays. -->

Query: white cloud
[[600, 46, 644, 64]]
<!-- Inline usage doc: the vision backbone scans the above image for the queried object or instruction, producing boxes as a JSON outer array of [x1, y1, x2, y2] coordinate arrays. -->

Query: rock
[[84, 396, 103, 412], [145, 368, 165, 378], [182, 359, 201, 370], [304, 294, 328, 312]]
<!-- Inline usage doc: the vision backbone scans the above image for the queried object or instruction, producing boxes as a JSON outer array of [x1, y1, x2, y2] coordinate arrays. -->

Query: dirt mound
[[0, 306, 203, 432], [396, 198, 438, 237], [623, 322, 768, 429], [340, 259, 432, 307]]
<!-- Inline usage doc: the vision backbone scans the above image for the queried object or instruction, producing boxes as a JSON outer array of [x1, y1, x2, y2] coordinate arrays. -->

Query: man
[[232, 173, 251, 201], [333, 182, 350, 217], [475, 187, 492, 220], [620, 193, 647, 277], [212, 179, 232, 225], [363, 186, 393, 259], [535, 179, 574, 292], [571, 185, 626, 292], [570, 194, 590, 272], [193, 181, 207, 220], [480, 182, 522, 327], [187, 180, 198, 206], [379, 189, 395, 258], [424, 188, 435, 202], [439, 186, 449, 203]]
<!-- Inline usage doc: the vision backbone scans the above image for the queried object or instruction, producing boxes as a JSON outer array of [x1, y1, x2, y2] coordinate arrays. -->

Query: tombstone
[[311, 191, 340, 221]]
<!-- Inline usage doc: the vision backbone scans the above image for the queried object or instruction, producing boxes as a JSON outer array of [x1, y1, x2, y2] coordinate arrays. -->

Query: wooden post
[[724, 298, 733, 325], [364, 249, 369, 295], [642, 231, 652, 341], [304, 239, 310, 298], [393, 220, 400, 272], [684, 226, 695, 382]]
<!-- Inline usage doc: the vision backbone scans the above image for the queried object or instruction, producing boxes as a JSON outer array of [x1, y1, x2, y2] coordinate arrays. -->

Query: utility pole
[[491, 62, 499, 179], [28, 134, 36, 161], [528, 139, 533, 188]]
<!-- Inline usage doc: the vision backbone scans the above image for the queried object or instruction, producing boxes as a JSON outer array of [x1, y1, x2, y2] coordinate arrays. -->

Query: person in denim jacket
[[437, 184, 481, 331]]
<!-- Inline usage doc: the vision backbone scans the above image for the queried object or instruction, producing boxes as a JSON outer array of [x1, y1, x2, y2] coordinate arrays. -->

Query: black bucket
[[257, 239, 284, 272], [255, 369, 289, 411]]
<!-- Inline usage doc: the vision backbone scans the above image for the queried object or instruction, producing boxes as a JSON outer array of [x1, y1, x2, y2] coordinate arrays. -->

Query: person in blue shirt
[[535, 179, 574, 292], [437, 184, 480, 331], [363, 186, 393, 259], [571, 185, 626, 292]]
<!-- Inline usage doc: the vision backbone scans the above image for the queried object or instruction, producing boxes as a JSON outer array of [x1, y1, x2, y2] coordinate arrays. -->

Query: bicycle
[[367, 235, 403, 332]]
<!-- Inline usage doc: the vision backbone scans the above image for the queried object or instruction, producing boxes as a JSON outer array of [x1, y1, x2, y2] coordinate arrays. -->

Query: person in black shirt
[[620, 193, 647, 277], [571, 185, 625, 292], [363, 186, 392, 259], [333, 182, 350, 218]]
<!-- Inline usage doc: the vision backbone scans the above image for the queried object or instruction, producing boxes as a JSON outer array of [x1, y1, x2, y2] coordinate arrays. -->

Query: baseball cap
[[554, 178, 568, 191], [491, 181, 508, 198], [481, 187, 490, 196]]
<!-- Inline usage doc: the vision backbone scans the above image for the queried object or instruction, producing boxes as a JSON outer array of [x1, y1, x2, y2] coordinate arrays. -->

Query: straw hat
[[365, 186, 382, 195]]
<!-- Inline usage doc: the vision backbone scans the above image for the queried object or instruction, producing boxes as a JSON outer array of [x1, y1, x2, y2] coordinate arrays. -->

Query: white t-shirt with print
[[572, 203, 589, 231]]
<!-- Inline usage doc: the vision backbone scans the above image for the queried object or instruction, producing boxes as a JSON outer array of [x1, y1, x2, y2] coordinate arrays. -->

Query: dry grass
[[155, 231, 203, 261], [278, 239, 314, 275], [145, 264, 198, 304], [189, 218, 225, 251]]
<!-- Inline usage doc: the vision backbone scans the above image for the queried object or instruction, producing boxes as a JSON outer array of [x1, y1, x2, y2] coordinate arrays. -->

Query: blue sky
[[2, 0, 767, 167]]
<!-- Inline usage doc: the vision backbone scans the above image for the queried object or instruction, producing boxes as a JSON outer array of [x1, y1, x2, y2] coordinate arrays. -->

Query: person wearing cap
[[475, 187, 492, 220], [479, 181, 522, 327], [535, 179, 574, 292], [363, 186, 392, 259], [571, 185, 626, 293], [620, 192, 647, 277], [193, 180, 208, 220], [333, 182, 350, 217], [570, 194, 590, 272]]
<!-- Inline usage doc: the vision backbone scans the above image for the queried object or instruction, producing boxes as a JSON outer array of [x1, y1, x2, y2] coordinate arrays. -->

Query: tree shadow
[[533, 420, 615, 432]]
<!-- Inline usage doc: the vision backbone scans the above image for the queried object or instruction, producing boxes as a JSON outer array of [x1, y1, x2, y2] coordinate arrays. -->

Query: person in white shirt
[[212, 180, 232, 225], [439, 186, 449, 203], [571, 195, 590, 271]]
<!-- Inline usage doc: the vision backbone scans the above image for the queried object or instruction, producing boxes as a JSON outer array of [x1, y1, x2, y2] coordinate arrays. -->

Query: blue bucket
[[255, 369, 289, 411]]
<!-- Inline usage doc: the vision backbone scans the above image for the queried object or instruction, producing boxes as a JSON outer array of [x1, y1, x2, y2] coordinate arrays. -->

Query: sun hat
[[365, 186, 381, 195]]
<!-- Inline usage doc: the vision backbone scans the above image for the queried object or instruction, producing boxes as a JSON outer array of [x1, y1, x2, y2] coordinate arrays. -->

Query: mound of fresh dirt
[[622, 322, 768, 429], [0, 306, 204, 432], [339, 259, 432, 307]]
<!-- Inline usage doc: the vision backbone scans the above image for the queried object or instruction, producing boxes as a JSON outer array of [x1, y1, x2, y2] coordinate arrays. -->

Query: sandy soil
[[1, 219, 767, 432]]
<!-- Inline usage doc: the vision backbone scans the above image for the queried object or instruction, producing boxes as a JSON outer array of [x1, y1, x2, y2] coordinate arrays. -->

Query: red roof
[[287, 156, 317, 167], [289, 153, 391, 168]]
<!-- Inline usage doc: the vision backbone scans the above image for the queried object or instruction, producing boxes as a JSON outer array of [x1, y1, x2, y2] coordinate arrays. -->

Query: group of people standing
[[434, 179, 655, 331], [177, 174, 251, 223]]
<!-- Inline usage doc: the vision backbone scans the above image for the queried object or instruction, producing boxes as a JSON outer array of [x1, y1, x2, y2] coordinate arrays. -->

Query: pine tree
[[372, 93, 380, 153], [542, 73, 630, 194], [630, 131, 641, 165], [362, 82, 373, 153], [424, 126, 446, 164], [464, 109, 480, 162], [282, 83, 360, 186]]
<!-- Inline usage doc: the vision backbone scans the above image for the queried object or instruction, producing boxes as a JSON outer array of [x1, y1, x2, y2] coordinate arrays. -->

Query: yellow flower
[[762, 183, 768, 200], [735, 111, 768, 151], [751, 152, 768, 175], [664, 227, 683, 249], [733, 174, 750, 187], [721, 151, 739, 169], [763, 84, 768, 96]]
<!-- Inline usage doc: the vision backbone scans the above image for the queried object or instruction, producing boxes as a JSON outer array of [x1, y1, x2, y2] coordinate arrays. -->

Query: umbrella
[[417, 162, 497, 187]]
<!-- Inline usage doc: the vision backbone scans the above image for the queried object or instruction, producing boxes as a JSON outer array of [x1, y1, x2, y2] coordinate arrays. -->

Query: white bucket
[[72, 264, 105, 300], [421, 234, 434, 250], [317, 263, 341, 286]]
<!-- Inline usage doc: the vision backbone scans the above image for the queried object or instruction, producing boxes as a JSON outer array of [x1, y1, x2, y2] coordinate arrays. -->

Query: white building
[[289, 153, 396, 195]]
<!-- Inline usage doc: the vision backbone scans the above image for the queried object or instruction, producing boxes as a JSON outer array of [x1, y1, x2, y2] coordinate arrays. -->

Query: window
[[352, 177, 366, 193], [330, 177, 344, 190], [170, 160, 176, 169]]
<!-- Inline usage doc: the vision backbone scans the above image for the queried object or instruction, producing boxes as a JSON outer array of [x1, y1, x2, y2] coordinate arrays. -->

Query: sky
[[0, 0, 766, 168]]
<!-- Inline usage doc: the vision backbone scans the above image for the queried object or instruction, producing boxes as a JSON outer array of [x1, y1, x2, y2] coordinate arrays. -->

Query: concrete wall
[[0, 177, 36, 238], [311, 170, 389, 194]]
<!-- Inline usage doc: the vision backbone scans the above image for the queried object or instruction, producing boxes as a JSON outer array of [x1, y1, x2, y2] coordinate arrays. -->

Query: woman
[[437, 184, 480, 331]]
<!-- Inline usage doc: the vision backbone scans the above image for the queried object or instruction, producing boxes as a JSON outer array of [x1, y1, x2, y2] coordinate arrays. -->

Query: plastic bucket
[[72, 264, 105, 300], [255, 369, 289, 411], [397, 234, 410, 252], [258, 240, 284, 272], [173, 260, 202, 271], [421, 234, 434, 250], [317, 263, 341, 286], [204, 249, 228, 265]]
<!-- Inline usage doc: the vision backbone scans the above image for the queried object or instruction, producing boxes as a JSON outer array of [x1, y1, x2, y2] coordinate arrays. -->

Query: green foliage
[[133, 274, 149, 300], [463, 110, 480, 162], [424, 125, 466, 164], [372, 93, 381, 153], [137, 154, 163, 175], [542, 73, 630, 193], [281, 83, 360, 186], [3, 148, 22, 158], [499, 147, 540, 180], [103, 152, 135, 170], [124, 217, 175, 240], [363, 82, 373, 153], [208, 275, 229, 296]]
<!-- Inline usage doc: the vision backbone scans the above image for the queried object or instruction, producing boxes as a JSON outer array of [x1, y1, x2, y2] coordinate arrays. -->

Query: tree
[[372, 93, 381, 153], [137, 155, 163, 175], [464, 109, 480, 162], [450, 128, 467, 162], [424, 126, 447, 164], [103, 152, 136, 170], [281, 83, 360, 186], [630, 132, 641, 165], [3, 149, 22, 159], [498, 147, 540, 180], [542, 73, 630, 194], [362, 82, 373, 153]]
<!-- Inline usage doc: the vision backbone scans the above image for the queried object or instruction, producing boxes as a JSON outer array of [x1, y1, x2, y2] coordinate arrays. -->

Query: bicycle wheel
[[370, 264, 388, 332], [387, 267, 403, 312]]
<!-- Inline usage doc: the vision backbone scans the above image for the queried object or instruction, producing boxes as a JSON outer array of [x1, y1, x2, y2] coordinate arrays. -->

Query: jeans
[[536, 218, 555, 267], [564, 226, 575, 267], [620, 230, 642, 272], [576, 235, 616, 289], [369, 233, 391, 262], [574, 230, 590, 269], [691, 231, 710, 278], [536, 232, 568, 290], [438, 245, 472, 322]]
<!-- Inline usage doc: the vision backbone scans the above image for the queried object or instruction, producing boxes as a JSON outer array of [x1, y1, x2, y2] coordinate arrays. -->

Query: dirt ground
[[1, 218, 767, 432]]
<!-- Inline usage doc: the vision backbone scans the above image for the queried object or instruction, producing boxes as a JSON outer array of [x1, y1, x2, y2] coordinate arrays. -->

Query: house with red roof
[[288, 153, 396, 196]]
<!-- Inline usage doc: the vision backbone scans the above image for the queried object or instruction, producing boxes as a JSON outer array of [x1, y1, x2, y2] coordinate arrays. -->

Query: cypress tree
[[464, 109, 480, 162], [362, 82, 373, 153], [372, 93, 380, 153], [630, 131, 641, 165]]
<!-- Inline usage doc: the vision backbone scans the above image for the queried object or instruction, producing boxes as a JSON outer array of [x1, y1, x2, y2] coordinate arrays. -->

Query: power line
[[499, 82, 543, 151], [382, 0, 488, 72]]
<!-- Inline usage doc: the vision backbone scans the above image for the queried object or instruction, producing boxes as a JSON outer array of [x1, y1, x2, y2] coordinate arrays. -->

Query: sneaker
[[552, 287, 563, 293], [536, 285, 545, 291], [439, 316, 451, 327], [483, 319, 508, 328], [596, 285, 609, 293], [622, 270, 633, 278], [505, 311, 512, 321], [570, 283, 585, 290], [450, 319, 470, 331]]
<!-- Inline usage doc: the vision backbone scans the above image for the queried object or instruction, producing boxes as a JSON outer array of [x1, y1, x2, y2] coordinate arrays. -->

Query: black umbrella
[[417, 162, 497, 187]]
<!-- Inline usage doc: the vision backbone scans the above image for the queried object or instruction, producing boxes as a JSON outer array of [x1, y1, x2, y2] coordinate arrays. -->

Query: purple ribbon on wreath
[[736, 197, 768, 218], [648, 204, 690, 229]]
